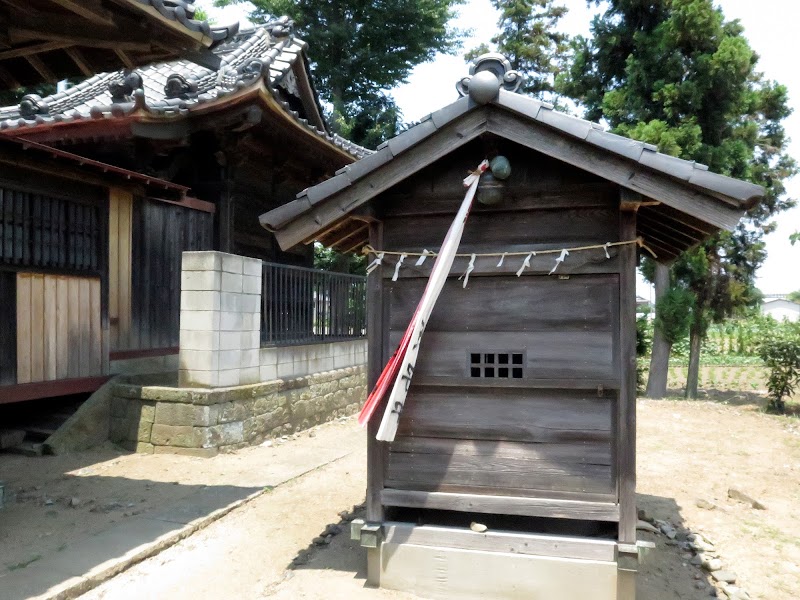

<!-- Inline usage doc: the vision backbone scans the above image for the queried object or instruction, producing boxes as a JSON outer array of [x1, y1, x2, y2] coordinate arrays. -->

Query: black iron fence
[[261, 261, 367, 346]]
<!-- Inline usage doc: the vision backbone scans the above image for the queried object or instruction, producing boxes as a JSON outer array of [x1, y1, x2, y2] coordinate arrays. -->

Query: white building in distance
[[761, 298, 800, 322]]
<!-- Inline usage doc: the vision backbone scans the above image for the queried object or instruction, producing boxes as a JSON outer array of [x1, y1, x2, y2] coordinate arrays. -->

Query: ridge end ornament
[[456, 53, 524, 104]]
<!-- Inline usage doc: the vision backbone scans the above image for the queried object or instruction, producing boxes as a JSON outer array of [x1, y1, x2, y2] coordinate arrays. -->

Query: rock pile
[[638, 509, 751, 599]]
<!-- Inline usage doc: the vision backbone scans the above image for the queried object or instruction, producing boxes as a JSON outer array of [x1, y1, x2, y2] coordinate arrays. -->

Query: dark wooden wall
[[0, 270, 15, 386], [368, 137, 631, 525], [127, 198, 213, 352]]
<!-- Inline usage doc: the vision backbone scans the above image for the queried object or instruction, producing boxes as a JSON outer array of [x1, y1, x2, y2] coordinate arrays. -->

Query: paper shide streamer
[[357, 160, 490, 443]]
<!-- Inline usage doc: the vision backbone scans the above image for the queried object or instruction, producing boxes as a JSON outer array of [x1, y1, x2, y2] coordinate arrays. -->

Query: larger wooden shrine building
[[0, 11, 367, 404], [261, 55, 764, 599]]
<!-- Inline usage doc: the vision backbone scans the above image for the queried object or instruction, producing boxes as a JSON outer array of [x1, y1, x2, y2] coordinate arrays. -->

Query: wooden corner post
[[618, 189, 639, 549], [366, 220, 387, 524]]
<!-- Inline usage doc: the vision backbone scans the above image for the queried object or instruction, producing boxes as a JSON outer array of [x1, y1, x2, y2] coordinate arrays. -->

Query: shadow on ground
[[0, 455, 261, 600]]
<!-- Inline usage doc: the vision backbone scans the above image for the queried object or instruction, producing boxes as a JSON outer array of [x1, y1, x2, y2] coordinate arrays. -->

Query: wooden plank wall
[[374, 139, 623, 513], [128, 199, 213, 351], [108, 188, 133, 351], [0, 270, 16, 385], [15, 273, 102, 383]]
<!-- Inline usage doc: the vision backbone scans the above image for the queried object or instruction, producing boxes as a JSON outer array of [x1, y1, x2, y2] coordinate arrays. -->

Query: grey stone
[[702, 557, 723, 572], [150, 425, 200, 448], [711, 571, 737, 584], [696, 498, 717, 510], [154, 403, 214, 427], [728, 488, 766, 510]]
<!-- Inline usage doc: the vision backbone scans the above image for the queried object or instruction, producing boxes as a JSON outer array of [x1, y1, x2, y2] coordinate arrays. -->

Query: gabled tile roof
[[263, 90, 763, 236], [0, 20, 371, 160]]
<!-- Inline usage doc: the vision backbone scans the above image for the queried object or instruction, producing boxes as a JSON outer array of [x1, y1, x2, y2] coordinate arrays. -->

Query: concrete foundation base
[[371, 541, 623, 600]]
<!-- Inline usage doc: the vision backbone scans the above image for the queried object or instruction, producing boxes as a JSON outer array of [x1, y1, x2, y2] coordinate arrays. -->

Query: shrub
[[758, 326, 800, 413]]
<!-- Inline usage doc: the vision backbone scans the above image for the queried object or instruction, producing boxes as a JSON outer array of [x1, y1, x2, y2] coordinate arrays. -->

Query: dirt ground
[[2, 394, 800, 599]]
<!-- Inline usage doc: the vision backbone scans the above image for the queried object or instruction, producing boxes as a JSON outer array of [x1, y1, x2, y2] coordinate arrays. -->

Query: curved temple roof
[[260, 55, 764, 261], [0, 22, 370, 161]]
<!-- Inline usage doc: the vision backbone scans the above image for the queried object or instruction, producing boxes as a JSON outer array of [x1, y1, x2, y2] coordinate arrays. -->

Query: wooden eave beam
[[650, 203, 717, 237], [48, 0, 115, 26], [25, 54, 57, 83], [114, 49, 135, 70], [636, 211, 705, 247], [0, 40, 69, 60], [64, 47, 93, 76], [328, 222, 369, 250], [0, 65, 20, 89]]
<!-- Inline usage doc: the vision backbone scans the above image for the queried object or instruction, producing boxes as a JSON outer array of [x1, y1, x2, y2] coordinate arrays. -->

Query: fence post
[[178, 251, 262, 387]]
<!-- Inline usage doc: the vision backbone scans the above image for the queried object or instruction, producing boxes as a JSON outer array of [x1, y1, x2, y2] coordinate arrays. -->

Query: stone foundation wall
[[109, 365, 367, 457]]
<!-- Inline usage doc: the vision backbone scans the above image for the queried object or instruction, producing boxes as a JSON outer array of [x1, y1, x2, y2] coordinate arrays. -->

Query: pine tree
[[560, 0, 797, 399], [467, 0, 569, 99], [215, 0, 465, 148]]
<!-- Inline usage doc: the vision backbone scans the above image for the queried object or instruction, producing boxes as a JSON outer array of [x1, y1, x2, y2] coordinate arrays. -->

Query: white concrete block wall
[[179, 251, 367, 388], [260, 339, 367, 380], [179, 251, 262, 388]]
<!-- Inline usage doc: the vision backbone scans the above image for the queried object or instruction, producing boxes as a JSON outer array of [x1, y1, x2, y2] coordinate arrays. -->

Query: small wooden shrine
[[261, 54, 763, 599]]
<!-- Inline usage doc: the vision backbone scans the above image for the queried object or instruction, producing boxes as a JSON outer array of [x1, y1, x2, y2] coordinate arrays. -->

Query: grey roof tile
[[585, 129, 645, 162], [429, 96, 471, 129], [536, 106, 594, 140], [261, 196, 313, 230], [688, 168, 764, 202], [337, 147, 393, 183], [387, 119, 437, 157], [305, 173, 351, 205], [639, 148, 695, 181]]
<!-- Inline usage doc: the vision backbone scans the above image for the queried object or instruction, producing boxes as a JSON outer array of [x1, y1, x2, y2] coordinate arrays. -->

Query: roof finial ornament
[[266, 15, 294, 38], [164, 73, 199, 99], [109, 70, 144, 102], [456, 53, 523, 104], [19, 94, 49, 119]]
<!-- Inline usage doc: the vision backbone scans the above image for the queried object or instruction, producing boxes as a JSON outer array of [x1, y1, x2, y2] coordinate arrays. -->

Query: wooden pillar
[[618, 189, 639, 549], [366, 220, 386, 524], [217, 171, 234, 254]]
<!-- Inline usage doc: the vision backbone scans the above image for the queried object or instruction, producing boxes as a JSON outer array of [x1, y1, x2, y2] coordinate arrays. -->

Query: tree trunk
[[645, 262, 670, 398], [685, 325, 703, 399]]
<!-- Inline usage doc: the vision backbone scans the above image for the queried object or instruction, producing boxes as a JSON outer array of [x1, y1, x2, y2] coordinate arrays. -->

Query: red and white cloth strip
[[356, 160, 489, 442]]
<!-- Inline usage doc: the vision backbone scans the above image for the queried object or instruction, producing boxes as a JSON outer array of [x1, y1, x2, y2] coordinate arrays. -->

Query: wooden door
[[16, 273, 102, 383]]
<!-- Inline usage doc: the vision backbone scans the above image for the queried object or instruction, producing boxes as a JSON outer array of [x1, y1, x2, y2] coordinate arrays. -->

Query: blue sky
[[202, 0, 800, 296]]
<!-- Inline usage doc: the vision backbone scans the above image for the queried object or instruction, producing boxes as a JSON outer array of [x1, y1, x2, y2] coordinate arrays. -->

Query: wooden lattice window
[[469, 351, 524, 379], [0, 187, 102, 274]]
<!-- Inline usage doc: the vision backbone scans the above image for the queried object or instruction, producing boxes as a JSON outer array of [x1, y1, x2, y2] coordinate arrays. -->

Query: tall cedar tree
[[467, 0, 569, 98], [560, 0, 796, 400], [215, 0, 464, 149]]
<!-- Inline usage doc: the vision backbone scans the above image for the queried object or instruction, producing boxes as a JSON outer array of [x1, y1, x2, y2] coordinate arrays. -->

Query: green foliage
[[636, 315, 651, 393], [0, 83, 56, 107], [561, 0, 797, 394], [313, 243, 366, 275], [654, 286, 693, 345], [791, 232, 800, 246], [788, 290, 800, 303], [466, 0, 569, 99], [216, 0, 465, 147], [758, 324, 800, 413]]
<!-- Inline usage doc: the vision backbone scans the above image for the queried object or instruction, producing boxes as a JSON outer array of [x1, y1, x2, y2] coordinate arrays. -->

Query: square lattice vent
[[468, 351, 525, 379]]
